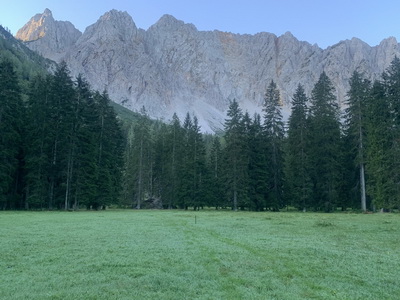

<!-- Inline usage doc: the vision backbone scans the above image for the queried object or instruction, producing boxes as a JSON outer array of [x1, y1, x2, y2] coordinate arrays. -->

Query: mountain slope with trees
[[2, 23, 400, 212]]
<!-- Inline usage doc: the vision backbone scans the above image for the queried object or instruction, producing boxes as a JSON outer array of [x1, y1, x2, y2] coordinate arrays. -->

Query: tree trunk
[[136, 138, 143, 209], [360, 163, 367, 211]]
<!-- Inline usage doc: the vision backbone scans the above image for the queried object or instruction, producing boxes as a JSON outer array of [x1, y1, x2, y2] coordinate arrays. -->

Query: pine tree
[[382, 57, 400, 209], [92, 91, 124, 209], [164, 113, 184, 208], [284, 84, 313, 211], [365, 81, 394, 210], [308, 72, 342, 211], [248, 113, 268, 211], [25, 74, 52, 208], [46, 62, 76, 209], [127, 107, 153, 209], [223, 99, 247, 211], [208, 136, 224, 208], [152, 122, 169, 208], [0, 60, 25, 209], [344, 71, 371, 211], [263, 80, 285, 211], [72, 75, 99, 209]]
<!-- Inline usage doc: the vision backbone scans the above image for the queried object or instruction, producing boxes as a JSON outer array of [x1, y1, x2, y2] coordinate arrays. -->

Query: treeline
[[0, 61, 124, 209], [2, 57, 400, 211], [121, 58, 400, 212]]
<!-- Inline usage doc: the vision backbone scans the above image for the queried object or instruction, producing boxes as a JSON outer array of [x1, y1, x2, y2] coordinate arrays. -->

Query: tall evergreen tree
[[223, 99, 247, 211], [365, 80, 393, 210], [208, 136, 225, 208], [125, 107, 153, 209], [181, 115, 207, 210], [284, 84, 312, 211], [92, 90, 124, 209], [308, 72, 342, 211], [46, 62, 76, 209], [0, 60, 25, 209], [344, 71, 371, 211], [382, 57, 400, 209], [25, 74, 53, 208], [248, 113, 268, 211], [152, 122, 169, 208], [164, 113, 184, 208], [72, 75, 101, 209], [263, 80, 285, 210]]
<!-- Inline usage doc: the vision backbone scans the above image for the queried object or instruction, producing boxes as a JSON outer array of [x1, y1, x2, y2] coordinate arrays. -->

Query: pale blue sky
[[0, 0, 398, 49]]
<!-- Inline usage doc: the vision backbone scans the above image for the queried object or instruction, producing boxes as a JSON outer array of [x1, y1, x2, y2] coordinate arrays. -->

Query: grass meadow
[[0, 210, 399, 299]]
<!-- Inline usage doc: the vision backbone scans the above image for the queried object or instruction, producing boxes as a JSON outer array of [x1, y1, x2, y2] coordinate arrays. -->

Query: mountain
[[0, 24, 55, 89], [15, 8, 81, 62], [16, 9, 400, 132]]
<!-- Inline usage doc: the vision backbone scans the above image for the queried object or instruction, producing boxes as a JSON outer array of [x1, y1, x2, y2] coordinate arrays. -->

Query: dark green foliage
[[223, 99, 248, 211], [0, 60, 25, 209], [343, 72, 371, 210], [362, 58, 400, 210], [207, 136, 225, 208], [123, 107, 153, 209], [284, 84, 313, 211], [3, 31, 400, 212], [24, 74, 53, 208], [0, 25, 54, 93], [247, 113, 268, 211], [20, 63, 124, 210], [179, 114, 207, 210], [364, 81, 392, 209], [381, 57, 400, 209], [308, 72, 342, 212], [91, 91, 124, 209], [263, 80, 285, 210]]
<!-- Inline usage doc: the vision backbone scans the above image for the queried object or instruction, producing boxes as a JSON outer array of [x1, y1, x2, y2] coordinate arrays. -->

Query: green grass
[[1, 210, 399, 299]]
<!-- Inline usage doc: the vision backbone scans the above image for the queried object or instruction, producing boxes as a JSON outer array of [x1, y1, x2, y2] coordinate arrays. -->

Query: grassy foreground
[[0, 210, 399, 300]]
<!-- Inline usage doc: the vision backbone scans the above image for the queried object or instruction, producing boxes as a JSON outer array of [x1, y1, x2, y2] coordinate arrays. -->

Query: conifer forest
[[2, 54, 400, 212]]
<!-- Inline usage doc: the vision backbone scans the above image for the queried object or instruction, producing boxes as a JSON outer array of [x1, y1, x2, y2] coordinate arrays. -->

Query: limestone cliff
[[16, 9, 81, 62], [16, 9, 400, 132]]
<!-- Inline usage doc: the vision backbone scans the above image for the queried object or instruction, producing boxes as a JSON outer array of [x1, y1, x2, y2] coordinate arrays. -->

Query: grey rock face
[[16, 9, 400, 132], [15, 9, 81, 62]]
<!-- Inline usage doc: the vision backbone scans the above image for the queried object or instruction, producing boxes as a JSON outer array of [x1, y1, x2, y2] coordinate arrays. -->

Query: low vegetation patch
[[0, 210, 399, 299]]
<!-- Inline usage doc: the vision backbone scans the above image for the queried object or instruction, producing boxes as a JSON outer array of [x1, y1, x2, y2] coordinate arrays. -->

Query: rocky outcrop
[[16, 9, 400, 132], [16, 9, 81, 62]]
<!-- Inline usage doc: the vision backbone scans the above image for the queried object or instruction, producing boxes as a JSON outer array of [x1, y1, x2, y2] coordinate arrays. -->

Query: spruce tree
[[0, 60, 25, 209], [72, 75, 99, 209], [248, 113, 268, 211], [152, 122, 170, 208], [263, 80, 285, 210], [223, 99, 247, 211], [284, 84, 312, 211], [308, 72, 342, 211], [126, 107, 153, 209], [382, 57, 400, 209], [208, 136, 224, 208], [25, 74, 52, 208], [92, 91, 124, 209], [344, 71, 371, 211], [164, 113, 184, 208], [365, 81, 393, 210]]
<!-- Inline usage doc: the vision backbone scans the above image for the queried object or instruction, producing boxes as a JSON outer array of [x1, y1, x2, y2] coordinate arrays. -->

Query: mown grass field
[[0, 210, 399, 299]]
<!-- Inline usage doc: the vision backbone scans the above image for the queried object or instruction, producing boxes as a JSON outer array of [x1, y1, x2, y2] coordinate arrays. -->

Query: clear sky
[[0, 0, 398, 49]]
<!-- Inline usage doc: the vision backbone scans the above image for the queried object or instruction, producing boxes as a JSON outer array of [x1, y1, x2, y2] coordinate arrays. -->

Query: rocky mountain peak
[[98, 9, 136, 28], [16, 9, 400, 132], [15, 8, 81, 61], [43, 8, 52, 17], [15, 8, 55, 42], [80, 9, 137, 44], [150, 14, 197, 33]]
